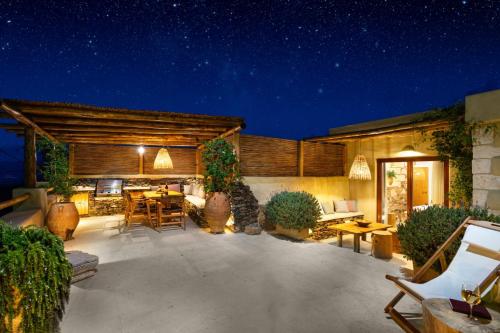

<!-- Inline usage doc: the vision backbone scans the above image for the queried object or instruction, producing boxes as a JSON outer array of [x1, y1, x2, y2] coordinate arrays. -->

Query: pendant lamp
[[154, 148, 174, 169], [348, 154, 372, 180]]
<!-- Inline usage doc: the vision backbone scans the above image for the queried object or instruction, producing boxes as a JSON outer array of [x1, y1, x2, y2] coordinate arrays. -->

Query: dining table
[[142, 190, 183, 200]]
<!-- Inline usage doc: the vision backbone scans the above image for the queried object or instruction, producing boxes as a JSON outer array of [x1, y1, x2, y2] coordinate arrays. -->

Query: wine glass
[[461, 282, 481, 320]]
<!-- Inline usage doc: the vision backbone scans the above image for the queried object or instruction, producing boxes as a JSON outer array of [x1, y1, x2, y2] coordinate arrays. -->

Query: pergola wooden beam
[[0, 102, 59, 143], [6, 100, 243, 127], [197, 126, 242, 150]]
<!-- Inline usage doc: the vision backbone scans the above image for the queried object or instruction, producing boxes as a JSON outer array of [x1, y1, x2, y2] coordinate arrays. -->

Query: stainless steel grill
[[95, 179, 123, 197]]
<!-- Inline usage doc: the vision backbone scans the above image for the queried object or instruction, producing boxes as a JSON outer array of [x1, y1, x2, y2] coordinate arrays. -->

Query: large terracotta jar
[[47, 202, 80, 241], [204, 192, 231, 233]]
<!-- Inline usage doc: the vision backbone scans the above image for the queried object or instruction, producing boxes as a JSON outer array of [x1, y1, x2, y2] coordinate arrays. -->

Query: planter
[[388, 177, 394, 185], [413, 262, 441, 282], [204, 192, 231, 233], [276, 224, 309, 240], [47, 202, 80, 241]]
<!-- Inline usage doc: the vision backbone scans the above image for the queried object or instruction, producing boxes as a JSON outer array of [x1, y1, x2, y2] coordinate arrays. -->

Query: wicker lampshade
[[153, 148, 174, 169], [348, 154, 371, 180]]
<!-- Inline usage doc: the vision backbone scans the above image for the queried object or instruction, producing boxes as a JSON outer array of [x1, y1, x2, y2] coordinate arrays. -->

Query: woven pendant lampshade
[[153, 148, 174, 169], [348, 154, 371, 180]]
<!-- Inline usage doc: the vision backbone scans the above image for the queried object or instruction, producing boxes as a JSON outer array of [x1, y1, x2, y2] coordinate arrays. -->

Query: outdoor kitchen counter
[[123, 186, 151, 191], [72, 186, 95, 192]]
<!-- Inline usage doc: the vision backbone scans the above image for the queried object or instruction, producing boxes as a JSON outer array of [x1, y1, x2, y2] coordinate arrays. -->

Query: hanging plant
[[0, 222, 72, 332], [420, 103, 496, 207], [37, 137, 75, 201]]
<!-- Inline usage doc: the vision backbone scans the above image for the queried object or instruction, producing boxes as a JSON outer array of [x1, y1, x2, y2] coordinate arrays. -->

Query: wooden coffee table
[[328, 222, 391, 253]]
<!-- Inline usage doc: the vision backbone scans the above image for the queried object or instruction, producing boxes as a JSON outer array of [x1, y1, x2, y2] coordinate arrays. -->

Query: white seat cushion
[[319, 211, 364, 222], [185, 195, 206, 209]]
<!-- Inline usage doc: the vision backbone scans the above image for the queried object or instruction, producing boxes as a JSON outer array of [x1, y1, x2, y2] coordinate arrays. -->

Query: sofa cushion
[[1, 208, 44, 228], [185, 195, 206, 209], [319, 211, 364, 222]]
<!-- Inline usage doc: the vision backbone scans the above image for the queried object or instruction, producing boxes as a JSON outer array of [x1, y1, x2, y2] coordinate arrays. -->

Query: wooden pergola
[[0, 99, 245, 187]]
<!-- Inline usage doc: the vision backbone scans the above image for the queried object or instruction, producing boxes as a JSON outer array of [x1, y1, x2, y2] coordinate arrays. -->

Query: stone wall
[[385, 162, 408, 223], [230, 182, 259, 232], [466, 89, 500, 216]]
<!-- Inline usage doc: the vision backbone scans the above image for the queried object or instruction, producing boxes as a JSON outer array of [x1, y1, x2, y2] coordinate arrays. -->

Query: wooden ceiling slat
[[0, 99, 245, 146], [30, 116, 229, 132]]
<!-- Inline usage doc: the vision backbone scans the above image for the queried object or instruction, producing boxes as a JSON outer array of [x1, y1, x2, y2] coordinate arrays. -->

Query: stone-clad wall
[[466, 89, 500, 215]]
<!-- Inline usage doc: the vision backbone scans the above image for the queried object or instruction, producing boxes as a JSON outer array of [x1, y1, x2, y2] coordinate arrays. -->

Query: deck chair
[[385, 217, 500, 333]]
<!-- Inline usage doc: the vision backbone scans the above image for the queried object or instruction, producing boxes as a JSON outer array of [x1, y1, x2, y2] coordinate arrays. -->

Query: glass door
[[377, 158, 448, 223]]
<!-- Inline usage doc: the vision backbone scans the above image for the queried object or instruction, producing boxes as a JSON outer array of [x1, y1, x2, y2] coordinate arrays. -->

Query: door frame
[[376, 156, 449, 222]]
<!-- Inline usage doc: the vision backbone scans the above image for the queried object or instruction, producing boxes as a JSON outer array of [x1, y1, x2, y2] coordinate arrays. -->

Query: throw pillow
[[321, 201, 334, 214], [183, 184, 192, 195], [168, 183, 181, 192], [334, 200, 350, 213], [346, 200, 357, 212]]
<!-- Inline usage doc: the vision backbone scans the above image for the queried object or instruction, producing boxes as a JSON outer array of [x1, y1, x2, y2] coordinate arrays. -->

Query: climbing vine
[[420, 103, 496, 207], [0, 222, 72, 332]]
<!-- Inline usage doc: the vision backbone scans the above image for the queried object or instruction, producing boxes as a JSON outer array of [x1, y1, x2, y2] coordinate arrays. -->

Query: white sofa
[[318, 211, 364, 223], [183, 184, 207, 227]]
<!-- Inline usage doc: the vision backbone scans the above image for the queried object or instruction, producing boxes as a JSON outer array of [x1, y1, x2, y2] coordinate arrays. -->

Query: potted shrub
[[265, 191, 321, 240], [0, 222, 72, 332], [398, 206, 499, 282], [201, 138, 239, 233], [38, 138, 79, 240], [386, 170, 396, 185]]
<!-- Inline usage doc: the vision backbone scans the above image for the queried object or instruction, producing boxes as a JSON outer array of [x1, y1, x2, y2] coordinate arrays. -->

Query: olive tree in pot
[[265, 191, 321, 240], [201, 138, 239, 233], [38, 138, 78, 241], [0, 222, 72, 333], [398, 206, 499, 282]]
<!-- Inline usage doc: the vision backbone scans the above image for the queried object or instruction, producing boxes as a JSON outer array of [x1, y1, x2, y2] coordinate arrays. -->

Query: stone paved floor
[[62, 215, 419, 333]]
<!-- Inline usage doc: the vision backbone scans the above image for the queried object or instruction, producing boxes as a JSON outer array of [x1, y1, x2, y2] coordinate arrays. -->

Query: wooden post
[[298, 140, 304, 177], [24, 126, 37, 188], [68, 144, 75, 175], [196, 148, 201, 176], [139, 153, 144, 174], [232, 131, 240, 175]]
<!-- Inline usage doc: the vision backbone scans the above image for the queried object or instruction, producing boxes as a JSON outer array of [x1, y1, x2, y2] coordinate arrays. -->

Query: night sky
[[0, 1, 500, 182]]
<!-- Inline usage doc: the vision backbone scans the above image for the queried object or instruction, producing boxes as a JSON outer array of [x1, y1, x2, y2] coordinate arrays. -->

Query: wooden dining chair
[[145, 199, 158, 229], [157, 195, 186, 231], [125, 192, 147, 226]]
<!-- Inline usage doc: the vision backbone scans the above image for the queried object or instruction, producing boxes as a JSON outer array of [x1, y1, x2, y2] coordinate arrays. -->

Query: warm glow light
[[153, 148, 174, 169], [397, 144, 424, 157], [137, 146, 145, 154], [348, 154, 372, 180]]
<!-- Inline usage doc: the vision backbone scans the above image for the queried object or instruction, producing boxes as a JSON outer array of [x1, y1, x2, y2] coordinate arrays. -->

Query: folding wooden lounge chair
[[385, 217, 500, 333]]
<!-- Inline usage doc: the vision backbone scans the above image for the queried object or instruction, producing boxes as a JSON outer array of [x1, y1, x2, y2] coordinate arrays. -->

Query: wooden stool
[[387, 213, 397, 226], [372, 230, 392, 259], [387, 227, 401, 253]]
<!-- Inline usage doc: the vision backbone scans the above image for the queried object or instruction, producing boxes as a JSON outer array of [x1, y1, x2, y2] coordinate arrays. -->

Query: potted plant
[[398, 206, 499, 282], [38, 138, 78, 240], [0, 222, 72, 332], [386, 170, 396, 185], [265, 191, 321, 240], [201, 138, 239, 233]]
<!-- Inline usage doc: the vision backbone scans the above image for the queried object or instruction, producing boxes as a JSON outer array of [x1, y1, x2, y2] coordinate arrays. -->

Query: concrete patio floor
[[62, 215, 420, 333]]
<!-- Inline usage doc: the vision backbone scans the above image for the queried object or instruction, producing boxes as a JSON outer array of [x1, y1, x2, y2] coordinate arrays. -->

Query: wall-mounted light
[[137, 146, 145, 155]]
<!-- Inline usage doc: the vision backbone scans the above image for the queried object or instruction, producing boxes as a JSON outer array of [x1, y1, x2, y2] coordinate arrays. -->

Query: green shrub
[[265, 191, 321, 230], [398, 206, 499, 270], [0, 222, 72, 332]]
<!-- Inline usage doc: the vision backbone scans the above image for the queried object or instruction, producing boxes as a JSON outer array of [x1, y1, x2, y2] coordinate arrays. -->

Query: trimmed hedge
[[265, 191, 321, 230], [398, 206, 499, 269]]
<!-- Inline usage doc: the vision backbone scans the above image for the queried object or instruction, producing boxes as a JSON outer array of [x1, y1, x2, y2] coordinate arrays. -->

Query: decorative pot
[[47, 202, 80, 241], [204, 192, 231, 233], [388, 177, 394, 185], [276, 224, 309, 240]]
